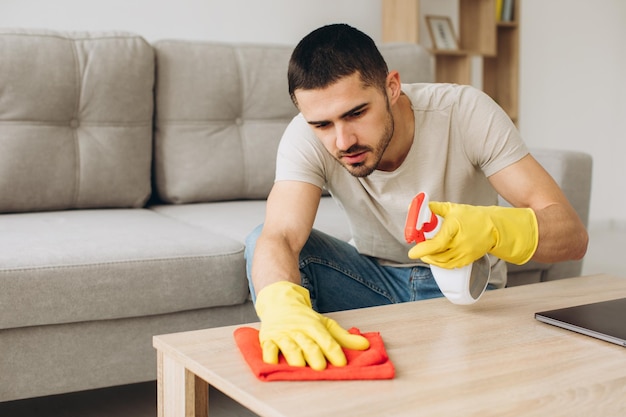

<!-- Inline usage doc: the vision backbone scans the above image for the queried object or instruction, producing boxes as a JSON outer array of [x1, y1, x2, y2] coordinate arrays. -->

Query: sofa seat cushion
[[149, 196, 351, 243], [0, 29, 154, 213], [0, 209, 249, 330]]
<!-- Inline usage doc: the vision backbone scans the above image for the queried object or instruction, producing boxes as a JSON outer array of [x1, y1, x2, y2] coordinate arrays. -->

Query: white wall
[[0, 0, 381, 44], [1, 0, 624, 227], [518, 1, 626, 227]]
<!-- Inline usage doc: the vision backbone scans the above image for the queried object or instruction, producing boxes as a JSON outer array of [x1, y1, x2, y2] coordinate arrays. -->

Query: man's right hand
[[254, 281, 370, 371]]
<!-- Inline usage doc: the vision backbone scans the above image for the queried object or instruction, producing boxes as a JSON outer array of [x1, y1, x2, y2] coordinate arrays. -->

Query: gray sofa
[[0, 29, 592, 402]]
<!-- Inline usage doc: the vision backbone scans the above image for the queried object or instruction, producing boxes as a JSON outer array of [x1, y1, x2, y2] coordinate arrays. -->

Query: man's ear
[[386, 70, 402, 105]]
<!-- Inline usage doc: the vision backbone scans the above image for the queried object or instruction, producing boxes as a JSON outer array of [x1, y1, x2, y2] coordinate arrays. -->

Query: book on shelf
[[501, 0, 515, 22], [496, 0, 503, 21]]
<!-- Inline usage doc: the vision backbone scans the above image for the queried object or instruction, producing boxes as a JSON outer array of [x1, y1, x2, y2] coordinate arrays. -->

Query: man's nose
[[336, 123, 356, 151]]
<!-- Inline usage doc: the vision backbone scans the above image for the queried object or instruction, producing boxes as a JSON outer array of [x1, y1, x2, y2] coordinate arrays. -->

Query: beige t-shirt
[[275, 83, 528, 287]]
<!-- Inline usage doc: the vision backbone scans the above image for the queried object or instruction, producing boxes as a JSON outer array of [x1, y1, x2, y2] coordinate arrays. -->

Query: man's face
[[294, 73, 394, 178]]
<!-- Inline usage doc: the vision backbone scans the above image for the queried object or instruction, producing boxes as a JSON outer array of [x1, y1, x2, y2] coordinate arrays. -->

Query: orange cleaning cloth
[[233, 327, 395, 381]]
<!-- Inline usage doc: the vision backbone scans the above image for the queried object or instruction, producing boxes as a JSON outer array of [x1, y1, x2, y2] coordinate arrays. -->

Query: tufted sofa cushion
[[153, 41, 298, 204], [0, 29, 154, 213]]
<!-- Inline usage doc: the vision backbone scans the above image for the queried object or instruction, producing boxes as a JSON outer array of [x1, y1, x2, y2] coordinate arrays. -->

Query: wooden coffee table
[[154, 274, 626, 416]]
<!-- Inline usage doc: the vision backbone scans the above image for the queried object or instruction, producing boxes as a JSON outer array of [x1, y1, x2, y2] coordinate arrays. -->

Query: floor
[[0, 382, 258, 417], [1, 225, 623, 417]]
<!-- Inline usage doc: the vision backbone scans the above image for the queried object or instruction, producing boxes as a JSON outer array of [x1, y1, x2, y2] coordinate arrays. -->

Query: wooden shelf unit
[[382, 0, 520, 123]]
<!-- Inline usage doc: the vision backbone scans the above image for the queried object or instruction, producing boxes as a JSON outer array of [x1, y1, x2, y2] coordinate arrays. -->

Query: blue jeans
[[244, 224, 443, 314]]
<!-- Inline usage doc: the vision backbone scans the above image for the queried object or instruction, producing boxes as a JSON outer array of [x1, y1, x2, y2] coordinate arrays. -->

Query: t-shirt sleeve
[[455, 86, 528, 177], [275, 114, 329, 189]]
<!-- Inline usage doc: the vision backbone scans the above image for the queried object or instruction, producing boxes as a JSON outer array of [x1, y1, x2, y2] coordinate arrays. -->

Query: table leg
[[157, 350, 209, 417]]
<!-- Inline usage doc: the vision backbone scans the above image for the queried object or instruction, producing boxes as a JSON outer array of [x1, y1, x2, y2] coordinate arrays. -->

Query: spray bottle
[[404, 192, 490, 305]]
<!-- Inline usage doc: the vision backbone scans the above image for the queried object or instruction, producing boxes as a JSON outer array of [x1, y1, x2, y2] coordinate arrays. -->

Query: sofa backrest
[[0, 31, 434, 210], [0, 29, 154, 213], [152, 41, 297, 204], [152, 41, 434, 204]]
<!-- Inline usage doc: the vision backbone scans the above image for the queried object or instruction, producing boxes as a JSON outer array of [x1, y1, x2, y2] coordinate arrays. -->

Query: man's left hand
[[408, 201, 538, 268]]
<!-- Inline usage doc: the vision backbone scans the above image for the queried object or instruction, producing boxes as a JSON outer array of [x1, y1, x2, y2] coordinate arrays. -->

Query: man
[[244, 24, 588, 371]]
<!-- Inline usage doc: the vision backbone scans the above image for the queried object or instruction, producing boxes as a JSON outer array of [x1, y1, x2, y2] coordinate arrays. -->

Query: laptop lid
[[535, 297, 626, 347]]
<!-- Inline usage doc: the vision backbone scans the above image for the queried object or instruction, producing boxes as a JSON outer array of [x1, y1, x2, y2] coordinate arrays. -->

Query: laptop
[[535, 297, 626, 347]]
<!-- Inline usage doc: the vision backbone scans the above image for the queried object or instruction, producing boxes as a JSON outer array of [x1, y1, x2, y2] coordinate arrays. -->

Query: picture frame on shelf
[[425, 15, 459, 51]]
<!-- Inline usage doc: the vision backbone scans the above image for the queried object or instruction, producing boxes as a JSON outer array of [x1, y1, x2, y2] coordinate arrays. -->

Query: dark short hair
[[288, 24, 389, 104]]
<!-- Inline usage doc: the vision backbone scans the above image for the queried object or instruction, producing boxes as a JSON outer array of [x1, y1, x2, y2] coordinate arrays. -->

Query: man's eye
[[314, 122, 330, 129], [349, 109, 365, 118]]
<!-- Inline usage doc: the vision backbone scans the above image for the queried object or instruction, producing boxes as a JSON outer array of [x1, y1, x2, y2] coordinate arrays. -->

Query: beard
[[336, 103, 395, 178]]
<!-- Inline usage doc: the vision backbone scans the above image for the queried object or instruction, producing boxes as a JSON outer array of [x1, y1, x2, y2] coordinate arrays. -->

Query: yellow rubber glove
[[408, 201, 538, 268], [254, 281, 370, 370]]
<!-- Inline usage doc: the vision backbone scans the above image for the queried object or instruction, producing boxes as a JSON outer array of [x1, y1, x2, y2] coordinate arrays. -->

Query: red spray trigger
[[404, 192, 439, 244]]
